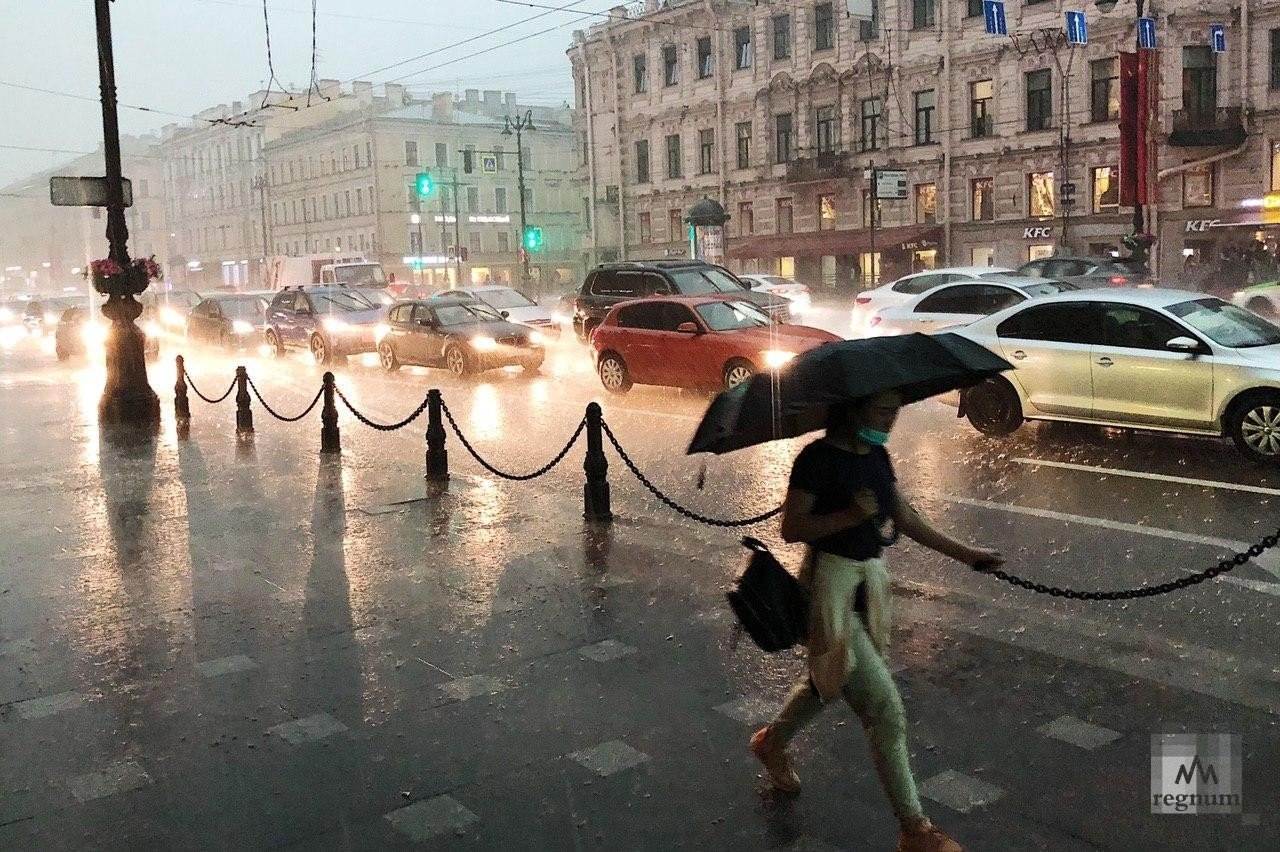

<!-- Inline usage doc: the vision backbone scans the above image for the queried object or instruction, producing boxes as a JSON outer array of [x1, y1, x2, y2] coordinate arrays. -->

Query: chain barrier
[[971, 531, 1280, 599], [600, 420, 781, 528], [247, 376, 324, 423], [186, 374, 236, 405], [334, 386, 431, 431], [441, 399, 585, 481]]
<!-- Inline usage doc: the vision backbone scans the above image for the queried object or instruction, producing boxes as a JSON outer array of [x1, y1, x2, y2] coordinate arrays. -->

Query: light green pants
[[767, 604, 924, 823]]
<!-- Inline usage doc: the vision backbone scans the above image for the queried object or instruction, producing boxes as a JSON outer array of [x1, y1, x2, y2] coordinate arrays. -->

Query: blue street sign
[[983, 0, 1007, 37], [1065, 11, 1087, 45], [1137, 17, 1157, 50], [1210, 24, 1226, 54]]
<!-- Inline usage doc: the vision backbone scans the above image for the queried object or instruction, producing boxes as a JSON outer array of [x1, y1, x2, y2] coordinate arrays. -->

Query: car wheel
[[723, 358, 755, 390], [378, 341, 400, 372], [581, 319, 601, 343], [444, 343, 472, 377], [598, 352, 632, 394], [265, 330, 285, 358], [1228, 392, 1280, 463], [1247, 297, 1277, 319], [965, 378, 1024, 437], [310, 333, 331, 365]]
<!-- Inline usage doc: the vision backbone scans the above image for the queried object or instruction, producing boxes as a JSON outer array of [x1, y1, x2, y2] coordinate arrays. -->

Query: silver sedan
[[952, 289, 1280, 462]]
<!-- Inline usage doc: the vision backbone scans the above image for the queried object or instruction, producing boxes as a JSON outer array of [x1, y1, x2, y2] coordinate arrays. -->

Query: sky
[[0, 0, 589, 185]]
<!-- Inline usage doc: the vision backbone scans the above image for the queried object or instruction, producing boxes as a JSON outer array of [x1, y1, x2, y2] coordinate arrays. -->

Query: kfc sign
[[1186, 219, 1221, 233], [1023, 226, 1053, 239]]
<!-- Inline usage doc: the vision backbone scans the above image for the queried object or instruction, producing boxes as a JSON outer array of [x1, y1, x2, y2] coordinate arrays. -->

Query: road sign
[[1137, 17, 1156, 50], [481, 155, 498, 174], [1065, 11, 1087, 45], [873, 170, 907, 200], [1210, 24, 1225, 54], [49, 176, 133, 208], [983, 1, 1007, 37]]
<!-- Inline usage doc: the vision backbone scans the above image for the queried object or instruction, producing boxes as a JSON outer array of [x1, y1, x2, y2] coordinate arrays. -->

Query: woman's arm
[[893, 490, 1004, 567], [780, 488, 877, 544]]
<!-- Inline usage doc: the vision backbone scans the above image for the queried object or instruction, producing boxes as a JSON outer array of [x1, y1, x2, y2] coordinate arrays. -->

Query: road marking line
[[416, 657, 457, 679], [1011, 457, 1280, 497]]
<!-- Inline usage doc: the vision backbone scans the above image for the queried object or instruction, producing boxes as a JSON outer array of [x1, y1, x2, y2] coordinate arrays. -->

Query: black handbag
[[725, 537, 811, 652]]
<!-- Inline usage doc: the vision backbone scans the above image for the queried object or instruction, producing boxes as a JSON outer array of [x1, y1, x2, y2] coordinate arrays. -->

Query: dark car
[[23, 297, 81, 336], [1016, 255, 1151, 289], [265, 286, 385, 364], [376, 297, 546, 377], [186, 292, 272, 351], [570, 260, 791, 342], [54, 306, 160, 362], [140, 289, 204, 334]]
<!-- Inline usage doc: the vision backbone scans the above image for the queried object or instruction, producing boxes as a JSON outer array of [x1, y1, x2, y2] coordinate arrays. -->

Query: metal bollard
[[174, 355, 191, 425], [234, 365, 253, 436], [425, 389, 449, 482], [583, 402, 612, 522], [320, 371, 340, 454]]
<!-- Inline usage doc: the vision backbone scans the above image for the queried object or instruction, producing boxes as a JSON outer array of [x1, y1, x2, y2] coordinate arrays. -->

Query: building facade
[[571, 0, 1280, 289]]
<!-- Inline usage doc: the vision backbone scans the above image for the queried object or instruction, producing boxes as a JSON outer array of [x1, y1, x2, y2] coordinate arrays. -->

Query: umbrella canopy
[[687, 332, 1012, 455]]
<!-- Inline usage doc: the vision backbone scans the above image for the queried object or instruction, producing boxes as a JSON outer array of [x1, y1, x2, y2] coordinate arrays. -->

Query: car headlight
[[81, 321, 108, 346], [528, 330, 546, 346], [322, 317, 350, 332], [160, 307, 185, 328], [551, 311, 570, 325], [143, 320, 161, 337], [44, 312, 59, 325], [232, 320, 255, 335], [470, 335, 498, 351], [761, 349, 797, 369], [374, 323, 390, 343]]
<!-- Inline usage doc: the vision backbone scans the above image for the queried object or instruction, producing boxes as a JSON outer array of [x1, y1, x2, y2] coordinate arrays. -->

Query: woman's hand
[[962, 546, 1005, 569], [845, 488, 879, 525]]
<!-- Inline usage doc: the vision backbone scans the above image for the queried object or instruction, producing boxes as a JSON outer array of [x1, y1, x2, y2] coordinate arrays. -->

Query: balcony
[[1169, 106, 1246, 148], [785, 150, 853, 184]]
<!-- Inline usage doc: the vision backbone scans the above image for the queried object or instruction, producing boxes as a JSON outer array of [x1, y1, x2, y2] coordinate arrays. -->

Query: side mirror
[[500, 310, 510, 319], [1166, 336, 1202, 355], [675, 321, 700, 334]]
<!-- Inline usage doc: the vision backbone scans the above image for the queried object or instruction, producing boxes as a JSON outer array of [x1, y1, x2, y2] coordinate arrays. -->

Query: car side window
[[411, 305, 435, 326], [1020, 261, 1047, 279], [591, 271, 637, 298], [270, 293, 291, 311], [917, 285, 1022, 315], [658, 303, 697, 331], [643, 274, 673, 296], [616, 302, 666, 329], [895, 274, 943, 295], [389, 305, 409, 323], [1098, 305, 1186, 351], [997, 303, 1102, 344]]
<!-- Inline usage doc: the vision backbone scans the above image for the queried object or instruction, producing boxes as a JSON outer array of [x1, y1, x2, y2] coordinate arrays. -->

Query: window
[[663, 45, 679, 86], [354, 145, 362, 168], [1183, 163, 1214, 207], [966, 0, 983, 16], [697, 36, 714, 79], [1272, 142, 1280, 192], [469, 232, 482, 255], [739, 201, 754, 236], [405, 140, 419, 167], [636, 140, 651, 183], [463, 145, 475, 174], [917, 285, 1023, 316], [998, 303, 1103, 344], [971, 80, 994, 138], [1091, 58, 1120, 123], [1183, 46, 1217, 118], [814, 4, 834, 51], [1092, 166, 1119, 213], [736, 122, 752, 169], [497, 232, 510, 253], [860, 98, 882, 152], [522, 186, 534, 209], [1272, 29, 1280, 90], [734, 26, 753, 70], [914, 90, 936, 145], [776, 197, 793, 234], [666, 134, 682, 179], [639, 212, 652, 244], [858, 0, 880, 40], [773, 15, 791, 59], [818, 194, 836, 230], [467, 186, 479, 213], [1098, 305, 1186, 351], [634, 53, 648, 94], [699, 129, 715, 174], [494, 145, 505, 171], [915, 183, 937, 224], [912, 0, 936, 30], [495, 187, 508, 213], [435, 143, 448, 168], [811, 106, 836, 155], [1028, 171, 1055, 217], [669, 208, 684, 242], [775, 113, 793, 163], [1026, 69, 1052, 131]]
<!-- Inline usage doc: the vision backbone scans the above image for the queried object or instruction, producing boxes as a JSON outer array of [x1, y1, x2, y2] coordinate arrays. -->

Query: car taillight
[[1109, 276, 1126, 286], [855, 295, 872, 305]]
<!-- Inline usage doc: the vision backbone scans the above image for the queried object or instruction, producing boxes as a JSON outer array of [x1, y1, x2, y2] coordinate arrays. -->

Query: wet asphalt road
[[2, 310, 1280, 849]]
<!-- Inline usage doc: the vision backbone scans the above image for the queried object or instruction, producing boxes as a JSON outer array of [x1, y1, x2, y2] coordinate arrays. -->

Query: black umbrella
[[687, 332, 1013, 455]]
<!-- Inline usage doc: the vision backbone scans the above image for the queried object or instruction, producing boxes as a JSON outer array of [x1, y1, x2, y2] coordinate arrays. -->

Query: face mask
[[857, 427, 890, 447]]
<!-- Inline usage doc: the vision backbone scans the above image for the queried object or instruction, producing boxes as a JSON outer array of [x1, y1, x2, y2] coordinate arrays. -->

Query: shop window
[[1271, 142, 1280, 192], [1028, 171, 1055, 218], [971, 246, 995, 267], [819, 194, 836, 231], [779, 256, 796, 278], [1028, 244, 1055, 261], [971, 177, 993, 221], [1183, 163, 1214, 207], [859, 252, 881, 287], [777, 197, 794, 234], [915, 183, 936, 224], [1092, 166, 1119, 213]]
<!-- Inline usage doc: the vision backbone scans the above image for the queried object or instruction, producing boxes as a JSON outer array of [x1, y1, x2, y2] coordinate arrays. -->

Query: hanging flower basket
[[89, 255, 162, 296]]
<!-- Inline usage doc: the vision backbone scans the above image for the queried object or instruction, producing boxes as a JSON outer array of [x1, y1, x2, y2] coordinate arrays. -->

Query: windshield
[[333, 264, 387, 286], [220, 298, 267, 320], [1018, 281, 1078, 297], [165, 291, 203, 309], [316, 291, 377, 312], [1167, 298, 1280, 348], [669, 267, 749, 295], [476, 289, 536, 309], [696, 300, 771, 331], [435, 303, 505, 325]]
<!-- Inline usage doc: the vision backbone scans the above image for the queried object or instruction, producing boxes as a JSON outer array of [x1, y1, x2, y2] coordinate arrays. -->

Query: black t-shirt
[[788, 439, 897, 560]]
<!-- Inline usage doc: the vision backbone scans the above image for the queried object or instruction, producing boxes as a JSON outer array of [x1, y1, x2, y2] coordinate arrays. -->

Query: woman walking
[[749, 390, 1003, 852]]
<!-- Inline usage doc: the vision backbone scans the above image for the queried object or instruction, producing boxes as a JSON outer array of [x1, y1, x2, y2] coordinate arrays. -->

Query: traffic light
[[522, 226, 543, 252], [415, 172, 434, 197]]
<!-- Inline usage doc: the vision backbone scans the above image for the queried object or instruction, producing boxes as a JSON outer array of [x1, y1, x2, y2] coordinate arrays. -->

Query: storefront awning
[[726, 224, 943, 259]]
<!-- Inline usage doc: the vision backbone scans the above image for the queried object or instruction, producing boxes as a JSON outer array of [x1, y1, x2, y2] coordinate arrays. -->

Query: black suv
[[571, 260, 790, 342]]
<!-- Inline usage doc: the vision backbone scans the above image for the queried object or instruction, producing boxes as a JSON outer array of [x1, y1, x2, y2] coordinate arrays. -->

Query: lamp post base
[[98, 294, 160, 429]]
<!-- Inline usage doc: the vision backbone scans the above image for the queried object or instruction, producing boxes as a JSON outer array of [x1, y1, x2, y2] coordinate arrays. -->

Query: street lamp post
[[501, 110, 536, 289], [253, 174, 271, 286]]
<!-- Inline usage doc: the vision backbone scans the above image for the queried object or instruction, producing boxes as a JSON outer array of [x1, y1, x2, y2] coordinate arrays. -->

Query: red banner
[[1119, 51, 1139, 207]]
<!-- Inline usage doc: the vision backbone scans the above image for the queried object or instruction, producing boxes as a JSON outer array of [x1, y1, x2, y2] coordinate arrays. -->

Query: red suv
[[592, 295, 839, 393]]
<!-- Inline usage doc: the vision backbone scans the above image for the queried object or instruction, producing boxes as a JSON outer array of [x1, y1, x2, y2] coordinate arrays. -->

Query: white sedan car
[[869, 276, 1075, 336], [953, 289, 1280, 462], [451, 285, 559, 338], [739, 274, 812, 316], [851, 266, 1014, 335], [1232, 281, 1280, 320]]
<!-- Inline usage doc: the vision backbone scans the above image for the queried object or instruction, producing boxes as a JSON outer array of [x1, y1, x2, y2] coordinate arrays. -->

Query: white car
[[739, 274, 812, 316], [869, 276, 1076, 336], [851, 266, 1014, 335], [953, 289, 1280, 462], [451, 285, 559, 338], [1232, 281, 1280, 320]]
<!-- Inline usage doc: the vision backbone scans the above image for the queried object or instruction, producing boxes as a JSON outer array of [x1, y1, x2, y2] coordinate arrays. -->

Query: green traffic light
[[415, 172, 434, 197], [522, 226, 543, 252]]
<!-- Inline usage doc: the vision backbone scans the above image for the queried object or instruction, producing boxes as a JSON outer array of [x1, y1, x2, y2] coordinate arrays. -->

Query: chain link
[[185, 373, 236, 404], [971, 529, 1280, 599], [441, 399, 585, 481], [334, 386, 431, 431], [600, 420, 782, 527], [247, 376, 324, 423]]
